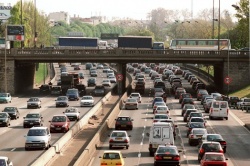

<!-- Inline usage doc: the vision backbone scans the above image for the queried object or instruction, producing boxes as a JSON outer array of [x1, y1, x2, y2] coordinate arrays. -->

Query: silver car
[[108, 130, 131, 149], [124, 98, 138, 110], [27, 97, 41, 109]]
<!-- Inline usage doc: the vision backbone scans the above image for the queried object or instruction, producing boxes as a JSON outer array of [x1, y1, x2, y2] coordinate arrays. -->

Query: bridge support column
[[214, 63, 224, 93], [223, 61, 250, 94], [0, 60, 15, 94], [116, 63, 126, 96]]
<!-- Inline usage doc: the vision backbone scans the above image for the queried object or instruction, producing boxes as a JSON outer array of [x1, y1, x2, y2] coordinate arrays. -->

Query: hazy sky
[[1, 0, 241, 20]]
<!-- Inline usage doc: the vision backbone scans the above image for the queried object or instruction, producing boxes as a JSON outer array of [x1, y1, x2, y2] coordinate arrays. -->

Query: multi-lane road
[[90, 67, 250, 166], [0, 63, 113, 166]]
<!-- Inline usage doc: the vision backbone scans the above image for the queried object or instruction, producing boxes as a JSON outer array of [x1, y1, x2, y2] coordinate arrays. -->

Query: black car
[[23, 113, 43, 128], [154, 145, 181, 166], [0, 112, 11, 127], [87, 78, 96, 87], [115, 116, 133, 130], [93, 85, 105, 96], [186, 122, 205, 137], [2, 107, 20, 120], [39, 84, 51, 94]]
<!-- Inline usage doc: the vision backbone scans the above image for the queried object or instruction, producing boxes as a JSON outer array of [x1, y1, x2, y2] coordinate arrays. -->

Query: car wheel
[[149, 151, 154, 156], [223, 148, 227, 153], [126, 145, 129, 149], [130, 127, 133, 130], [109, 145, 112, 149], [25, 147, 29, 151], [225, 117, 228, 120]]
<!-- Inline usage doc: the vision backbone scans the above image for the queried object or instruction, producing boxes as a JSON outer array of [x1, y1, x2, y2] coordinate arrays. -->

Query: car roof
[[103, 150, 122, 154], [0, 156, 9, 160], [202, 141, 220, 145], [29, 126, 47, 130]]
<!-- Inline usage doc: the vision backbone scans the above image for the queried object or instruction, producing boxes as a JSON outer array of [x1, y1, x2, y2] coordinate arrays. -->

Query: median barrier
[[30, 92, 112, 166], [73, 92, 128, 166]]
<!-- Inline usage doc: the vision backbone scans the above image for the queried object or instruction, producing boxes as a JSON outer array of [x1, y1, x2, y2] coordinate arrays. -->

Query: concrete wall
[[0, 60, 15, 94]]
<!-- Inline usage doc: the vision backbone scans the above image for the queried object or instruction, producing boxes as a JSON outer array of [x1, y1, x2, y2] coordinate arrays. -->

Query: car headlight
[[50, 124, 55, 127], [35, 120, 40, 122], [40, 140, 45, 143], [62, 124, 67, 127], [24, 120, 28, 122]]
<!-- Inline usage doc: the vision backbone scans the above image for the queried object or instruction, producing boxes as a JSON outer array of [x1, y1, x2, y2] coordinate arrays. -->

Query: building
[[48, 11, 70, 25]]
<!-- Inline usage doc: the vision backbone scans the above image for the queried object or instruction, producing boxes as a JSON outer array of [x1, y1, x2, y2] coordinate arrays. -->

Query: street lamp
[[218, 0, 221, 51], [34, 0, 37, 48]]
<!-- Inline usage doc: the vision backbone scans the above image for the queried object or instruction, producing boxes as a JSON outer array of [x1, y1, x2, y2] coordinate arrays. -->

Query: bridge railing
[[0, 48, 249, 57]]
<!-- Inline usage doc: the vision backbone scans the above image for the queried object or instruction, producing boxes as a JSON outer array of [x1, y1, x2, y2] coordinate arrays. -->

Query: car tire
[[126, 145, 129, 149], [25, 147, 29, 151], [225, 117, 228, 120], [109, 145, 112, 149], [223, 148, 226, 153]]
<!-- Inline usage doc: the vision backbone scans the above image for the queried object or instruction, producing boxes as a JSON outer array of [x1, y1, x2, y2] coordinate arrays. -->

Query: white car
[[108, 130, 130, 149], [0, 156, 13, 166], [80, 96, 95, 107], [153, 114, 170, 122], [102, 79, 111, 87], [63, 107, 80, 121], [129, 93, 141, 103], [108, 76, 117, 83], [154, 106, 170, 116]]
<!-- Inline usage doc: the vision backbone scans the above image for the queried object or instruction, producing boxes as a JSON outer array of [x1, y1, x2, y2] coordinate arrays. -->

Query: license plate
[[115, 137, 122, 140], [56, 128, 61, 130], [121, 125, 126, 127], [30, 123, 33, 125], [33, 144, 40, 146], [163, 157, 172, 159]]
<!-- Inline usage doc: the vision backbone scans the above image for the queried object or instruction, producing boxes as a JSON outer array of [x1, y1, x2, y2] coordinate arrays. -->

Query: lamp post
[[4, 25, 7, 92], [34, 0, 37, 48], [218, 0, 221, 51]]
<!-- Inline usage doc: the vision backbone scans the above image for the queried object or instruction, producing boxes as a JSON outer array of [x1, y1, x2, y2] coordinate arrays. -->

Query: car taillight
[[115, 163, 122, 166], [199, 148, 204, 154], [153, 120, 158, 122], [154, 155, 162, 160], [227, 109, 229, 115], [127, 122, 132, 125], [190, 134, 194, 138], [188, 128, 192, 131], [101, 163, 107, 165], [219, 149, 224, 153], [116, 122, 120, 125], [124, 139, 129, 143], [109, 139, 114, 143], [220, 141, 226, 145], [198, 94, 201, 96], [173, 156, 180, 161], [210, 108, 213, 113]]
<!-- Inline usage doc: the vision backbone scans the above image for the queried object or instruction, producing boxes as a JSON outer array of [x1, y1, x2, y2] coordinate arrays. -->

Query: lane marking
[[11, 148, 16, 151]]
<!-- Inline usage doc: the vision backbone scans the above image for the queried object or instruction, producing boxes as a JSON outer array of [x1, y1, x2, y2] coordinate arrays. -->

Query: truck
[[58, 37, 99, 49], [237, 97, 250, 112], [61, 75, 74, 94], [118, 36, 152, 49]]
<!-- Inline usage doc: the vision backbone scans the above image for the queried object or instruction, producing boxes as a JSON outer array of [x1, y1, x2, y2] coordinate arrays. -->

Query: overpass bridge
[[0, 48, 249, 94]]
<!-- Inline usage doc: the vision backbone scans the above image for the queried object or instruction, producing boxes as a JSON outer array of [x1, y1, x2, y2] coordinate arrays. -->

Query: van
[[147, 122, 174, 156], [209, 101, 229, 120], [66, 88, 79, 101]]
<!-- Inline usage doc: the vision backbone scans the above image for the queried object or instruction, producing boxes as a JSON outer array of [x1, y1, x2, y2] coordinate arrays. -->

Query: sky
[[1, 0, 241, 20]]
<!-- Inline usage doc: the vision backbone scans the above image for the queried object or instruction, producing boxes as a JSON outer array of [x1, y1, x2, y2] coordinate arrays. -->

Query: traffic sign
[[224, 76, 232, 84], [116, 74, 123, 81]]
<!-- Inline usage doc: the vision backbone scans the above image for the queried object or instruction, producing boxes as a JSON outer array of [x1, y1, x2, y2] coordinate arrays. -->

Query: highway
[[90, 67, 250, 166], [0, 63, 113, 165]]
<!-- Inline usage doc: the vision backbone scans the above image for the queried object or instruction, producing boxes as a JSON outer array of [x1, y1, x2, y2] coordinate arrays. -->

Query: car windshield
[[82, 96, 92, 100], [117, 117, 130, 121], [111, 132, 126, 137], [0, 93, 7, 97], [203, 144, 220, 151], [191, 118, 204, 122], [155, 115, 168, 119], [0, 159, 7, 166], [103, 153, 121, 159], [193, 129, 206, 134], [190, 122, 204, 128], [65, 108, 77, 113], [29, 98, 39, 101], [0, 113, 7, 118], [27, 129, 46, 136], [207, 135, 223, 141], [127, 98, 137, 102], [26, 114, 39, 118], [157, 147, 177, 154], [57, 97, 67, 101], [3, 107, 15, 112], [52, 116, 66, 122], [67, 90, 77, 94], [205, 154, 224, 161]]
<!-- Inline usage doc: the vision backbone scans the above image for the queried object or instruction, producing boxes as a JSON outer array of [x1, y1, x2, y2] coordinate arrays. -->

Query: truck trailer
[[118, 36, 152, 49], [58, 37, 99, 49]]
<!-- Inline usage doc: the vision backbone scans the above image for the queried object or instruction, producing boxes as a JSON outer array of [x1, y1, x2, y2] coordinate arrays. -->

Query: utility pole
[[212, 0, 214, 39], [34, 0, 37, 48], [218, 0, 221, 50]]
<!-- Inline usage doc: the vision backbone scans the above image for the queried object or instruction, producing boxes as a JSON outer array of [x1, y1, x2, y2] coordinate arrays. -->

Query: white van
[[98, 40, 108, 49], [147, 122, 174, 156], [209, 101, 229, 120]]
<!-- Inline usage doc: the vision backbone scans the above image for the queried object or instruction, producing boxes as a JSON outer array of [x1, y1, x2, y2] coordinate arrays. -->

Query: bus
[[0, 38, 10, 49], [169, 39, 231, 50]]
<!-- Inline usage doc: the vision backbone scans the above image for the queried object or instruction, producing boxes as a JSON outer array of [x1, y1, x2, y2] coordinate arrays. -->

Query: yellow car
[[100, 150, 125, 166]]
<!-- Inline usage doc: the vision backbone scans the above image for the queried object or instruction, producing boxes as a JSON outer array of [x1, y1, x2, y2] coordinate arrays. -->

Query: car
[[195, 83, 206, 91], [85, 63, 93, 70], [154, 81, 166, 91], [198, 142, 224, 162], [78, 72, 84, 79], [74, 65, 81, 70], [187, 117, 206, 127], [197, 89, 209, 101], [154, 145, 181, 166], [188, 128, 207, 146], [153, 102, 167, 113], [209, 101, 229, 120], [24, 126, 51, 150], [102, 79, 111, 87], [154, 106, 170, 115], [183, 109, 198, 122], [97, 64, 104, 69], [115, 116, 133, 130], [153, 114, 170, 122], [93, 85, 105, 96], [154, 92, 167, 103], [108, 75, 117, 83], [80, 95, 95, 107], [134, 82, 145, 94], [201, 95, 213, 105], [63, 107, 80, 121], [187, 112, 204, 122], [99, 150, 125, 166], [27, 97, 41, 109], [124, 98, 138, 110], [182, 104, 196, 116], [66, 88, 79, 101], [129, 93, 141, 103], [179, 93, 192, 104], [186, 122, 206, 138], [39, 84, 51, 94], [103, 66, 110, 73], [2, 107, 20, 120], [51, 86, 62, 95], [175, 88, 186, 99], [0, 112, 11, 127], [0, 156, 13, 166], [200, 152, 228, 166], [181, 98, 194, 108], [152, 97, 164, 108], [55, 96, 69, 107], [90, 70, 98, 77], [23, 113, 43, 128], [0, 93, 11, 103], [49, 115, 70, 133], [87, 78, 97, 87], [108, 130, 130, 149], [199, 134, 227, 153]]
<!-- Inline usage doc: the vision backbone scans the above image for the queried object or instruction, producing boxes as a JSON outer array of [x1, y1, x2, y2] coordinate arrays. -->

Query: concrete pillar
[[116, 63, 127, 96], [0, 60, 15, 94], [213, 63, 224, 93]]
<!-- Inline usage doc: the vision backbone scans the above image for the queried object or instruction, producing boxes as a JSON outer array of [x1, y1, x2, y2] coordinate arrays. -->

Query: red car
[[49, 115, 70, 133], [200, 152, 228, 166]]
